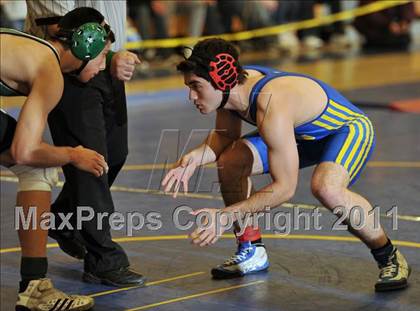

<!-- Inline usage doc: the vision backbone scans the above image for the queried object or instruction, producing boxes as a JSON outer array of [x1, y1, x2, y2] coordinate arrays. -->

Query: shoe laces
[[379, 256, 398, 278], [224, 243, 253, 265]]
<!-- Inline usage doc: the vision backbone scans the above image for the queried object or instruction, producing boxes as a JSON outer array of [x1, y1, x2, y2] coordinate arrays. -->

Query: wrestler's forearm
[[188, 143, 217, 167], [203, 130, 235, 160], [189, 131, 235, 166], [13, 141, 74, 167]]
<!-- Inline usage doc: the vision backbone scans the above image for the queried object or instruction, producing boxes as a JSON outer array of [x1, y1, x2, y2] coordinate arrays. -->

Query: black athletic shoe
[[83, 267, 147, 288], [48, 230, 86, 260]]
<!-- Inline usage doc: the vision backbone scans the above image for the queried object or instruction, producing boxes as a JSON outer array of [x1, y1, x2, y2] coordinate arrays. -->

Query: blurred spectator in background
[[172, 0, 225, 56], [0, 0, 27, 30], [202, 0, 224, 35], [216, 0, 246, 34], [295, 0, 324, 50], [129, 0, 221, 61], [271, 0, 323, 51], [317, 0, 353, 48], [217, 0, 277, 49], [0, 2, 13, 28], [128, 0, 170, 59], [133, 0, 169, 40], [271, 0, 300, 52], [112, 0, 417, 62], [173, 0, 208, 38], [354, 0, 415, 51]]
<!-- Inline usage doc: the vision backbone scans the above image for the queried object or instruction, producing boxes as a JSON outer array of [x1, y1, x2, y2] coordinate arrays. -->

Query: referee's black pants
[[48, 69, 130, 274]]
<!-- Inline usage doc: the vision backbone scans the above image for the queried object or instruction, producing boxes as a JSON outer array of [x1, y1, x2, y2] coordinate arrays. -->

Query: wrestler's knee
[[9, 165, 59, 192]]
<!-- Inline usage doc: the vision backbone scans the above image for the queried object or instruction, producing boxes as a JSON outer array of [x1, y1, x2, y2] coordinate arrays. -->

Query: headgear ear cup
[[209, 53, 238, 91], [208, 53, 239, 109], [70, 22, 108, 60]]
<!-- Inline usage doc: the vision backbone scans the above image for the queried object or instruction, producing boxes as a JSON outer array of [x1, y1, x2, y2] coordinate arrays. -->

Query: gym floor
[[1, 50, 419, 311]]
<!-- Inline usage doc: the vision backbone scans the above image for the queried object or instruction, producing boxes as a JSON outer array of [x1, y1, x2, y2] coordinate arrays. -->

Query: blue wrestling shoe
[[211, 241, 269, 279]]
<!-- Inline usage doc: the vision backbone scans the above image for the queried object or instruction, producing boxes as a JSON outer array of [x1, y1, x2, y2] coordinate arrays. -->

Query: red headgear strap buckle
[[209, 53, 238, 91]]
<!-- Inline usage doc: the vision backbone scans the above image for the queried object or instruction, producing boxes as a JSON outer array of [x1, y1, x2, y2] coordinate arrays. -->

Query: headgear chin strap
[[69, 60, 89, 76], [208, 53, 239, 109]]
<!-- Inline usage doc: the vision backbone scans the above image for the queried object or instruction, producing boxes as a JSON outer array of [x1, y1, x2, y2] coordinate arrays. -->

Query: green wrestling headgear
[[68, 22, 109, 61], [36, 7, 115, 74]]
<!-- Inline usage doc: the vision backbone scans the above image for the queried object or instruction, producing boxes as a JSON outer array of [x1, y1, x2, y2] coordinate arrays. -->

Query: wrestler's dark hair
[[56, 7, 115, 47]]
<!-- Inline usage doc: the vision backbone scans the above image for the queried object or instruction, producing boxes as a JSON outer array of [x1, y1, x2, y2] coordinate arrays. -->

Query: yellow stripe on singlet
[[350, 118, 372, 174], [326, 106, 355, 122], [351, 138, 374, 180], [312, 120, 336, 130], [343, 119, 367, 170], [335, 122, 356, 164], [350, 119, 375, 179], [314, 100, 359, 130], [320, 114, 345, 126], [329, 99, 360, 117], [305, 99, 375, 181], [328, 99, 375, 180]]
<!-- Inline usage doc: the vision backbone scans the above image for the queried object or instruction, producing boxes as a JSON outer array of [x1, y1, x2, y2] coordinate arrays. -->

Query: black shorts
[[0, 109, 16, 154]]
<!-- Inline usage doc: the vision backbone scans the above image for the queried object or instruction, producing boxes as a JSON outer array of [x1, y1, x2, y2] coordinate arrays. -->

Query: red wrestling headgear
[[208, 53, 239, 92]]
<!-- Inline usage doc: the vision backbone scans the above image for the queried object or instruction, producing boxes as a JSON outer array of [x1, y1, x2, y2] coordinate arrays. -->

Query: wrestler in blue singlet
[[240, 65, 375, 185]]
